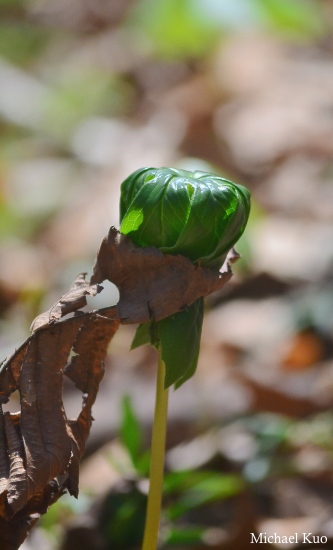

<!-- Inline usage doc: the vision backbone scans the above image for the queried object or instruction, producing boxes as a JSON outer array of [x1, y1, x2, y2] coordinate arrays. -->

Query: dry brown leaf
[[4, 413, 28, 513], [0, 409, 9, 502], [0, 343, 29, 404], [91, 227, 234, 324], [64, 307, 118, 395], [0, 226, 236, 548], [0, 478, 67, 550], [65, 307, 119, 497], [0, 290, 119, 548], [30, 273, 103, 332]]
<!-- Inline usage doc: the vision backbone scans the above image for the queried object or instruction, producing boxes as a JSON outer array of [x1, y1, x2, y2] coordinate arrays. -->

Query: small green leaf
[[131, 322, 152, 350], [163, 526, 206, 546], [126, 0, 220, 60], [167, 474, 244, 520], [130, 319, 160, 350], [134, 449, 151, 477], [149, 320, 160, 349], [164, 470, 219, 494], [174, 346, 199, 390], [254, 0, 324, 39], [120, 395, 142, 463], [130, 299, 202, 389], [160, 297, 204, 389], [103, 487, 146, 548]]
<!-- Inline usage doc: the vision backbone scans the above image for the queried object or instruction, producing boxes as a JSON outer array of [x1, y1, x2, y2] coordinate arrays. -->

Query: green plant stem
[[142, 350, 169, 550]]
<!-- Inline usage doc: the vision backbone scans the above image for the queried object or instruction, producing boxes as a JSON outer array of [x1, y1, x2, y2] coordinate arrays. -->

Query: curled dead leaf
[[0, 227, 238, 548], [0, 296, 119, 549], [30, 273, 103, 332], [91, 227, 235, 324]]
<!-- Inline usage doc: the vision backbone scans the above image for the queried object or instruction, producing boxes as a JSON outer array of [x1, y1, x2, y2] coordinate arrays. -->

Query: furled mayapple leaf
[[119, 167, 250, 388], [120, 167, 250, 270]]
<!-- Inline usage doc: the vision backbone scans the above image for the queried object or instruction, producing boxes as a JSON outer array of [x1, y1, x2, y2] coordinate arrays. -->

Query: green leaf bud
[[119, 167, 251, 388], [120, 167, 250, 270]]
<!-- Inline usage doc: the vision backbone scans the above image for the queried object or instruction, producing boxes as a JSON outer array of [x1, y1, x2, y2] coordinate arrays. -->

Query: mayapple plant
[[119, 167, 251, 550], [120, 167, 251, 388]]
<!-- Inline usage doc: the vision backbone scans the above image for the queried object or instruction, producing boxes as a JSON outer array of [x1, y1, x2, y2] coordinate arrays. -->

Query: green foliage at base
[[131, 298, 204, 389]]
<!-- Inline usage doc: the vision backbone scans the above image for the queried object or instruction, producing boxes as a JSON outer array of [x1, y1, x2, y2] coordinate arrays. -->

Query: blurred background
[[1, 0, 333, 548]]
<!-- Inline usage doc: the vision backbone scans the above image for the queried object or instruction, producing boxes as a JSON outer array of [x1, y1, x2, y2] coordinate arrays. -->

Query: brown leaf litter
[[0, 228, 237, 549], [91, 227, 236, 324]]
